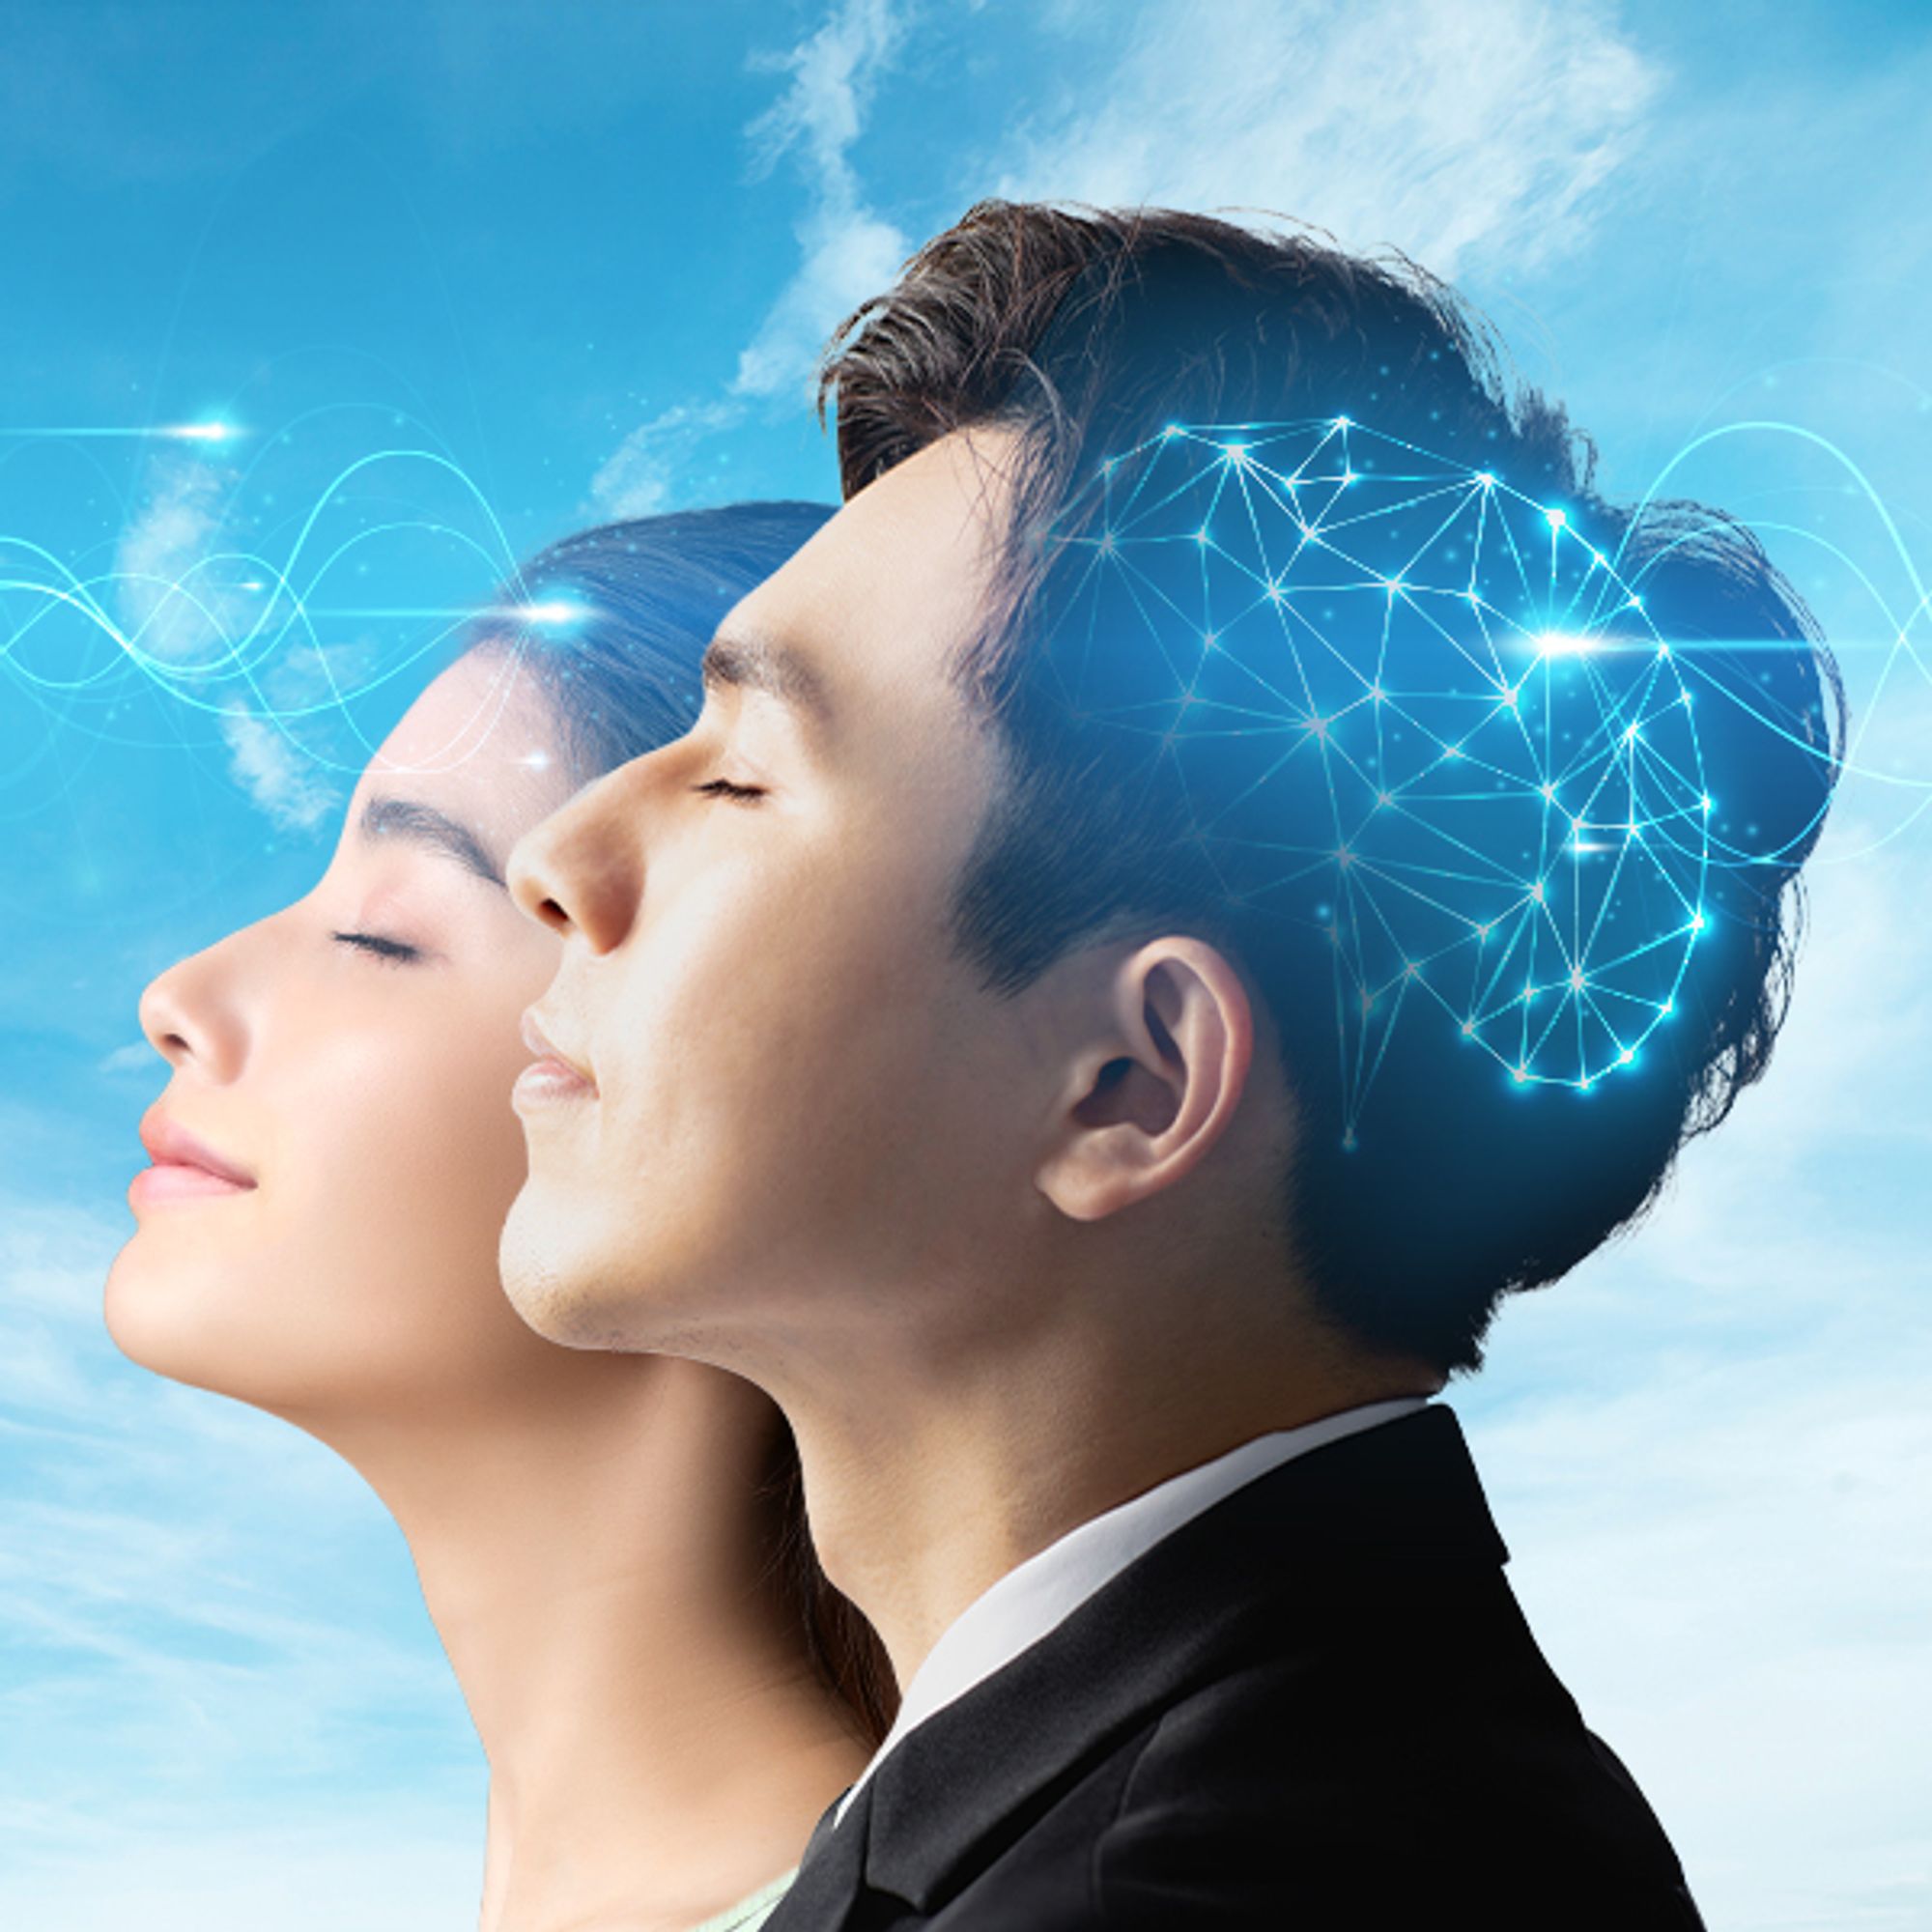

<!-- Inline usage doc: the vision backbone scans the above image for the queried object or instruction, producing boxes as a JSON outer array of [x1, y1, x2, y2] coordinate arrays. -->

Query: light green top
[[685, 1867, 798, 1932]]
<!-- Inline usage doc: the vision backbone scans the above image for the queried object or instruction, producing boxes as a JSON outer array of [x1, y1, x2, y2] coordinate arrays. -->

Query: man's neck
[[777, 1251, 1440, 1690]]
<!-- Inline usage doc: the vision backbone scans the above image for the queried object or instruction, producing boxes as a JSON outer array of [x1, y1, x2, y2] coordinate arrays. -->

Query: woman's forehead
[[356, 651, 571, 841]]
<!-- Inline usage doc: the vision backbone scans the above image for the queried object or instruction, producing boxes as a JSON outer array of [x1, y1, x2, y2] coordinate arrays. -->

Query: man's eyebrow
[[358, 795, 505, 888], [700, 631, 834, 725]]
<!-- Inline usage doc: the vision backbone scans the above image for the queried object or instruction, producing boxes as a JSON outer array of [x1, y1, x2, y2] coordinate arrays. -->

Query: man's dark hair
[[819, 202, 1844, 1374]]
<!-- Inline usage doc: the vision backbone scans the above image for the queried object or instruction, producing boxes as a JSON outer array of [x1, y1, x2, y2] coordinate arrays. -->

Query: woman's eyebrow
[[358, 794, 505, 889]]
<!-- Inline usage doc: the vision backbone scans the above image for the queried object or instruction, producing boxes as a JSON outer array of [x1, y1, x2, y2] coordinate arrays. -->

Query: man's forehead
[[730, 428, 1017, 678]]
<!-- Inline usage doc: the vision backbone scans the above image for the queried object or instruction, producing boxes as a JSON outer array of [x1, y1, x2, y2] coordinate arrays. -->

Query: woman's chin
[[104, 1249, 300, 1412]]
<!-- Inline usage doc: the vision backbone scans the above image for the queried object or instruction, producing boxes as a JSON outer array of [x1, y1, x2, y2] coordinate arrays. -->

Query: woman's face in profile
[[106, 649, 582, 1427]]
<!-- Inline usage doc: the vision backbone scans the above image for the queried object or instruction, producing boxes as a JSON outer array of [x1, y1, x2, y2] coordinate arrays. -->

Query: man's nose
[[507, 760, 651, 954]]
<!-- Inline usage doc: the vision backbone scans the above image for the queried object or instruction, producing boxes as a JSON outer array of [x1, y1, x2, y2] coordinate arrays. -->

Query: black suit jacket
[[769, 1406, 1705, 1930]]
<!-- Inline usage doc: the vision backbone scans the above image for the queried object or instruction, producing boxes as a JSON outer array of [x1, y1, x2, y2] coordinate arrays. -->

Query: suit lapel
[[768, 1780, 875, 1932]]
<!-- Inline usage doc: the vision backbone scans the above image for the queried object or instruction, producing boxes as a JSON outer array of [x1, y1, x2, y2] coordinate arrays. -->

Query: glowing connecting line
[[1, 439, 537, 825], [0, 420, 243, 441], [1045, 417, 1713, 1142]]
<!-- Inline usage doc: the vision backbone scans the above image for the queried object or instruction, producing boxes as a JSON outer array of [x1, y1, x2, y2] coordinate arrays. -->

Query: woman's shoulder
[[685, 1866, 799, 1932]]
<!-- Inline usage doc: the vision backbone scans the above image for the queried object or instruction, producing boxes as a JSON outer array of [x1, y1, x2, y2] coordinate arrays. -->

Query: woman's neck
[[316, 1356, 868, 1932]]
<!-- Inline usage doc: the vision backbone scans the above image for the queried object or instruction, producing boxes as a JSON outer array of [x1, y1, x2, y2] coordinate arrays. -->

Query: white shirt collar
[[838, 1395, 1429, 1824]]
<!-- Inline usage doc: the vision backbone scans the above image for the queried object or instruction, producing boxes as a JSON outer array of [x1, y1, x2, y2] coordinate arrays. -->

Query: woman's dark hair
[[465, 502, 897, 1747], [819, 202, 1845, 1376]]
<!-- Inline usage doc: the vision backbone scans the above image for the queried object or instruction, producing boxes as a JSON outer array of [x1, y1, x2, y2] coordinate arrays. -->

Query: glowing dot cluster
[[1047, 418, 1711, 1135]]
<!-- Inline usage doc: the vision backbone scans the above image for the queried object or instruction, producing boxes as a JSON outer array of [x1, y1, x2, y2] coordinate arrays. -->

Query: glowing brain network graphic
[[1046, 418, 1712, 1139]]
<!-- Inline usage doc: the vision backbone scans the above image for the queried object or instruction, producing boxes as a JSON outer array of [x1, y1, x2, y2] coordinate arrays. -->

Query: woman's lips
[[514, 1008, 597, 1111], [128, 1162, 253, 1207], [130, 1110, 258, 1209]]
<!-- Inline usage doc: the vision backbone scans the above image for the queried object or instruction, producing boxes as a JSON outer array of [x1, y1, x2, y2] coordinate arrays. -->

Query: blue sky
[[2, 2, 1929, 1926]]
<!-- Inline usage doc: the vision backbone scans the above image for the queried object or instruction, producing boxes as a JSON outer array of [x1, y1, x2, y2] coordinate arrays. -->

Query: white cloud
[[586, 0, 909, 509], [0, 1814, 479, 1932], [265, 635, 384, 711], [994, 0, 1662, 278], [1467, 1347, 1932, 1932], [733, 0, 910, 402], [591, 0, 1660, 508], [110, 467, 364, 833], [113, 457, 255, 667], [218, 701, 337, 835], [589, 399, 746, 520]]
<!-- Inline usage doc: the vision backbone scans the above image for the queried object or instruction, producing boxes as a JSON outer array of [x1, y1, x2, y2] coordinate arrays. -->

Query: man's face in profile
[[502, 431, 1060, 1356]]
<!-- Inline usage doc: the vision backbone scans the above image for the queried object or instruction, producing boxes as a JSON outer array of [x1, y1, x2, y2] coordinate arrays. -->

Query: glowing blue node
[[516, 599, 592, 628]]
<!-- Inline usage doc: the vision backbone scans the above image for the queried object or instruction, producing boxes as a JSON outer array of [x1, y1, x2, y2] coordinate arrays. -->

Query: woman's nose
[[508, 761, 651, 955], [137, 933, 254, 1083]]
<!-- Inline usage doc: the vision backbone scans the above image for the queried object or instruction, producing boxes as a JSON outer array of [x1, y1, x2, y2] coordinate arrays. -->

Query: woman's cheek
[[242, 1002, 531, 1407], [338, 998, 520, 1203]]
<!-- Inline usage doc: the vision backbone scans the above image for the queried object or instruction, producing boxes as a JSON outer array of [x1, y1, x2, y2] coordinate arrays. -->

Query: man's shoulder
[[1078, 1610, 1705, 1929]]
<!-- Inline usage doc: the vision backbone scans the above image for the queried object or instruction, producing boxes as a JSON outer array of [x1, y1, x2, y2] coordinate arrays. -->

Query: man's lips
[[514, 1008, 597, 1110], [130, 1109, 258, 1208]]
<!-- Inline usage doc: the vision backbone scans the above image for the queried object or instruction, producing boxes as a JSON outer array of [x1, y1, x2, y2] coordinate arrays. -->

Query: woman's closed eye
[[331, 929, 425, 965], [692, 777, 767, 803]]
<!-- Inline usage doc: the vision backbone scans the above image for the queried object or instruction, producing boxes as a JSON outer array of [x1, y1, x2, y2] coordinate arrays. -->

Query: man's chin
[[498, 1191, 651, 1352]]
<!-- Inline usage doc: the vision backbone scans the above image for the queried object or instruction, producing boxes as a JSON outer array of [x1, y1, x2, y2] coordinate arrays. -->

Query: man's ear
[[1036, 938, 1256, 1224]]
